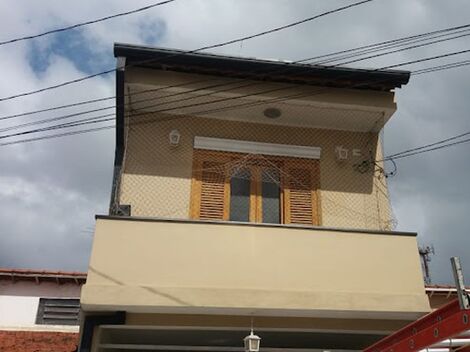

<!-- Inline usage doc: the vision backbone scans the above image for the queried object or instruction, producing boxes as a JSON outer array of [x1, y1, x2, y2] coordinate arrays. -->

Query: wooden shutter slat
[[284, 159, 321, 226], [191, 151, 230, 221]]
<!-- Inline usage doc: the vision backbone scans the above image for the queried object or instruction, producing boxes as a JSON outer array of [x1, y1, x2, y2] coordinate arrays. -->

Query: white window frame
[[194, 136, 321, 159]]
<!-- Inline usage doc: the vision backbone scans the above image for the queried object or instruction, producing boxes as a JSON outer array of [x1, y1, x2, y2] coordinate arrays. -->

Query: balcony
[[81, 216, 430, 320]]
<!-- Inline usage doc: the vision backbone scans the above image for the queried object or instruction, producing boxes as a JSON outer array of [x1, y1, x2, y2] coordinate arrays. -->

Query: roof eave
[[113, 42, 410, 91]]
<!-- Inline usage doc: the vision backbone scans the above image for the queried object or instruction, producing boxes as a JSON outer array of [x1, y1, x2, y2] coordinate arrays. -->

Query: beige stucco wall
[[81, 218, 429, 318], [125, 68, 397, 112], [119, 114, 393, 230]]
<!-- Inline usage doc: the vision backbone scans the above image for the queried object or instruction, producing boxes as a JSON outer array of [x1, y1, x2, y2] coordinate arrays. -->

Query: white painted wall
[[0, 295, 38, 327], [0, 295, 78, 332]]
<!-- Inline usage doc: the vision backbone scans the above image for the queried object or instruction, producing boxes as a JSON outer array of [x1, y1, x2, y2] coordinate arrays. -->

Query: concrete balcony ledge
[[94, 215, 418, 237], [81, 216, 429, 320]]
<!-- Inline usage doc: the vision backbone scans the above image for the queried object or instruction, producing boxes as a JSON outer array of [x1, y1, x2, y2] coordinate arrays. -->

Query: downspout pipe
[[109, 56, 126, 215]]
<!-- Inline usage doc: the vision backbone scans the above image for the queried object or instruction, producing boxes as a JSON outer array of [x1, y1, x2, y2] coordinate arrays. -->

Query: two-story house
[[79, 43, 430, 352]]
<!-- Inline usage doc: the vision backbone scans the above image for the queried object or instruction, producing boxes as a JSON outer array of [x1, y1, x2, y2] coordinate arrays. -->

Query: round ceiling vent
[[263, 107, 282, 119]]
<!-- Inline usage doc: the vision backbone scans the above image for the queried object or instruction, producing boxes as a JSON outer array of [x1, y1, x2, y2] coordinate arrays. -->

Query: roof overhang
[[114, 43, 410, 92]]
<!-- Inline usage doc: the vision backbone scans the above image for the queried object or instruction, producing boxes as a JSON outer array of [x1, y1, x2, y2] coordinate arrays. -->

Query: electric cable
[[2, 51, 469, 141], [412, 59, 470, 75], [0, 125, 115, 147], [303, 23, 470, 64], [9, 43, 470, 134], [382, 130, 470, 160], [384, 137, 470, 161], [0, 0, 374, 103], [0, 0, 178, 46], [330, 30, 470, 67], [2, 55, 469, 145], [2, 47, 470, 147], [2, 19, 468, 121], [311, 26, 470, 65]]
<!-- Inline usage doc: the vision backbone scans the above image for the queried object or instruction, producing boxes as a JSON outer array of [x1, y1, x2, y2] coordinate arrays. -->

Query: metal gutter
[[113, 42, 410, 91], [109, 57, 126, 215]]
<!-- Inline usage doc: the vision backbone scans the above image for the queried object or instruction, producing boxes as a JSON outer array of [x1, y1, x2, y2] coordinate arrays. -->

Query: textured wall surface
[[120, 115, 393, 230]]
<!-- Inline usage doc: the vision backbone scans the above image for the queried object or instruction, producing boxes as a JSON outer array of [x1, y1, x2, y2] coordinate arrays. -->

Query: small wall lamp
[[169, 129, 181, 146], [244, 329, 261, 352]]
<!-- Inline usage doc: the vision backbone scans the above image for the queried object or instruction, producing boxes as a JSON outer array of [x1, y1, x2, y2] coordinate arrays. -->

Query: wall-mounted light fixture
[[169, 129, 181, 146], [244, 329, 261, 352]]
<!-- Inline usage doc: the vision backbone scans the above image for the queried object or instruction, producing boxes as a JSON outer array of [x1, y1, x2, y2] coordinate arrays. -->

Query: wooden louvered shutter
[[283, 159, 321, 225], [190, 150, 230, 220]]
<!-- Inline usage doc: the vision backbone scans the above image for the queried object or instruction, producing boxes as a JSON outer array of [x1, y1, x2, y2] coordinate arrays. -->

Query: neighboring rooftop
[[0, 268, 87, 285], [114, 43, 410, 92]]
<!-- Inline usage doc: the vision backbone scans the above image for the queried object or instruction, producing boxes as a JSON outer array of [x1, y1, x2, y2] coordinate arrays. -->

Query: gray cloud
[[0, 0, 469, 284]]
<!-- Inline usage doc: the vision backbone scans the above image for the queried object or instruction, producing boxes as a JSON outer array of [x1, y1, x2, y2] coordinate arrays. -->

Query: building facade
[[0, 268, 85, 352], [80, 44, 430, 351]]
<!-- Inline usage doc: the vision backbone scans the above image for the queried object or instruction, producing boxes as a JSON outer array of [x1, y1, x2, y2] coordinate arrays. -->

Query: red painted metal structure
[[363, 298, 470, 352]]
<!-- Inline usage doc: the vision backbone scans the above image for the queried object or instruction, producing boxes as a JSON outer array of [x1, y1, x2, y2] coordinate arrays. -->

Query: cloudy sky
[[0, 0, 469, 284]]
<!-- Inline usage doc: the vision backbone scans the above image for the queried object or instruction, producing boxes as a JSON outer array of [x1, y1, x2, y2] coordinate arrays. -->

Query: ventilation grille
[[35, 298, 80, 325]]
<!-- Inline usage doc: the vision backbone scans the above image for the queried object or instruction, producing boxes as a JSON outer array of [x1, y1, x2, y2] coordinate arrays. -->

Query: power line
[[189, 0, 375, 52], [3, 53, 470, 145], [7, 37, 470, 133], [136, 52, 470, 117], [0, 79, 247, 132], [330, 30, 470, 67], [382, 130, 470, 160], [303, 23, 470, 64], [2, 48, 469, 137], [2, 19, 468, 121], [0, 114, 115, 139], [0, 125, 115, 147], [0, 95, 114, 121], [412, 59, 470, 75], [384, 136, 470, 161], [0, 78, 214, 121], [0, 0, 374, 103], [0, 106, 114, 133], [0, 0, 178, 46], [381, 48, 470, 70]]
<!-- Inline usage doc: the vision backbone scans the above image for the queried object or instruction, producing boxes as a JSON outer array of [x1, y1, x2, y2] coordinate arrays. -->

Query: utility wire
[[0, 79, 250, 132], [6, 31, 470, 132], [134, 51, 470, 117], [382, 130, 470, 160], [0, 115, 115, 139], [310, 27, 470, 65], [381, 48, 470, 70], [384, 137, 470, 161], [3, 53, 470, 144], [412, 59, 470, 75], [0, 0, 374, 103], [2, 19, 468, 121], [330, 30, 470, 67], [2, 48, 470, 138], [303, 23, 470, 63], [0, 125, 115, 147], [0, 78, 214, 121], [0, 0, 177, 46]]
